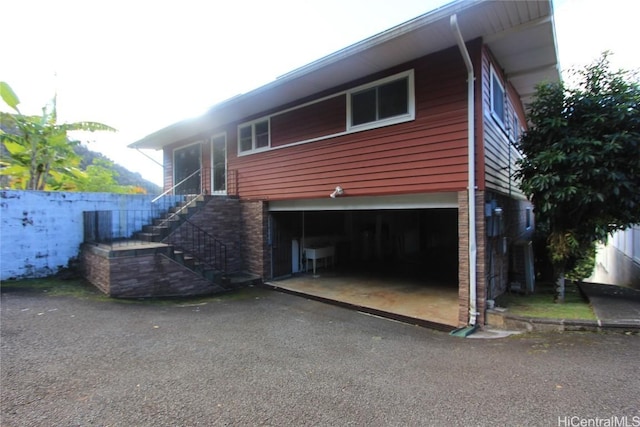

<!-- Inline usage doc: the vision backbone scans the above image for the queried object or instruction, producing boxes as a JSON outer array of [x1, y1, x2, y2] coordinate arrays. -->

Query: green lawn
[[495, 281, 596, 320], [1, 277, 109, 299]]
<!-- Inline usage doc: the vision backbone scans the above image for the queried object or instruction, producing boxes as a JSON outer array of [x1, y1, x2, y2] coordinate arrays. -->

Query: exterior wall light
[[329, 186, 344, 198]]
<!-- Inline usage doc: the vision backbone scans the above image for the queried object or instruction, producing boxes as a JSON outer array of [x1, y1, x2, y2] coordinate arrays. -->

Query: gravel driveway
[[2, 285, 639, 426]]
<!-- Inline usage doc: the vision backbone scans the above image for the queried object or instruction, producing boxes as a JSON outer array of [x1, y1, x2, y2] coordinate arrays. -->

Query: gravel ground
[[1, 285, 639, 426]]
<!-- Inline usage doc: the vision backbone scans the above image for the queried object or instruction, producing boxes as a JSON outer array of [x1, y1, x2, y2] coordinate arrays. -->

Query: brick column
[[458, 191, 469, 326], [458, 190, 487, 327], [475, 190, 486, 325], [240, 200, 270, 278]]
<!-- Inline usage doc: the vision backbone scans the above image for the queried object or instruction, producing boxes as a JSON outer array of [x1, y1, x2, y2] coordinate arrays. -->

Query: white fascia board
[[268, 192, 458, 212]]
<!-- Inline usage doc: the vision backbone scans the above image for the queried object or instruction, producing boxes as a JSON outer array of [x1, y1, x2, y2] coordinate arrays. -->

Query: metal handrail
[[152, 168, 201, 203], [83, 209, 170, 245], [166, 218, 227, 274]]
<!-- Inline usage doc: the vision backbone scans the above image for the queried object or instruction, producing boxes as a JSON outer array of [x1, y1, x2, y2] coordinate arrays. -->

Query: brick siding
[[82, 244, 223, 298], [457, 190, 487, 327], [240, 200, 270, 278], [173, 197, 243, 273]]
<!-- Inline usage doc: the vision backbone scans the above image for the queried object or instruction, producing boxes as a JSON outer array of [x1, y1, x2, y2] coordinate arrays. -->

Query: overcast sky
[[2, 0, 639, 187]]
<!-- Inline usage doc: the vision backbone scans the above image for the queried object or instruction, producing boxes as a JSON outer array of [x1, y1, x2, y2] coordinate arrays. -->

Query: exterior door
[[173, 142, 202, 195], [270, 215, 293, 278], [211, 134, 227, 194]]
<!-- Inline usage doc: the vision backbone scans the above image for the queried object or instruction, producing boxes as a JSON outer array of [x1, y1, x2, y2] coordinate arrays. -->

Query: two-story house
[[129, 0, 560, 328]]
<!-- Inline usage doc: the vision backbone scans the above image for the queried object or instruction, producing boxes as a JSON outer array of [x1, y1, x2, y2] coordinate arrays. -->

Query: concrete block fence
[[0, 190, 181, 280]]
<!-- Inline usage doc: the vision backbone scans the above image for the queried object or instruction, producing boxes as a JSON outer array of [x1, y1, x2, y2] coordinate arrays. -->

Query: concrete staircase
[[133, 195, 260, 292], [135, 194, 208, 243]]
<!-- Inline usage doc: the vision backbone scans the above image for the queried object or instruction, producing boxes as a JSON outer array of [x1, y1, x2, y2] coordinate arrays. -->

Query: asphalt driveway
[[1, 285, 639, 426]]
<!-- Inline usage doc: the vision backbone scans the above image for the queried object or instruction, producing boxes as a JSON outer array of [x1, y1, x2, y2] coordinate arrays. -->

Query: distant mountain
[[74, 144, 162, 194], [0, 139, 162, 194], [1, 117, 162, 194]]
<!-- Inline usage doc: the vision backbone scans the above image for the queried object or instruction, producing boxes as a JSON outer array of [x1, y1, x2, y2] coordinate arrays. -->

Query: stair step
[[156, 216, 181, 226], [172, 250, 184, 262], [143, 225, 169, 234], [136, 232, 162, 242], [113, 194, 232, 290]]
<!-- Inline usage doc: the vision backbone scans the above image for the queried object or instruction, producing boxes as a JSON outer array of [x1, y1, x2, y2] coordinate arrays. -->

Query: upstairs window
[[348, 70, 414, 130], [490, 66, 506, 128], [510, 115, 521, 142], [238, 118, 270, 154]]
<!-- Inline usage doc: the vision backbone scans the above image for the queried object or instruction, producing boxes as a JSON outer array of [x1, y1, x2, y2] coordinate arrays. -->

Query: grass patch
[[495, 281, 596, 320], [1, 277, 109, 300], [0, 277, 266, 305]]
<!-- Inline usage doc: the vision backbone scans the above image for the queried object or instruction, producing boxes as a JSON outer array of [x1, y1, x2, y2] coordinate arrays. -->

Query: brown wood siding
[[482, 46, 527, 197], [271, 95, 346, 147], [228, 45, 476, 201]]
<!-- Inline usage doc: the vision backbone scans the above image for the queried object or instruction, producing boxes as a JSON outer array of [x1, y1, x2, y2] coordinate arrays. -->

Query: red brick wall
[[174, 197, 243, 273], [457, 190, 487, 327], [81, 244, 222, 298], [240, 200, 269, 278], [82, 246, 110, 294]]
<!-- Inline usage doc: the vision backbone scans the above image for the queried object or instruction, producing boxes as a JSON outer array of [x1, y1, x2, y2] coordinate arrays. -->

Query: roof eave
[[130, 0, 559, 150]]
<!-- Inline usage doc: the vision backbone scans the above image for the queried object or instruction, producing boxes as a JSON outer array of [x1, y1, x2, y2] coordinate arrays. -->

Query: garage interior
[[267, 208, 460, 328]]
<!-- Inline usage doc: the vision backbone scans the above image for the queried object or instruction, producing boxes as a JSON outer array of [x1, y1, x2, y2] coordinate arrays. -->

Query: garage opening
[[268, 207, 460, 328]]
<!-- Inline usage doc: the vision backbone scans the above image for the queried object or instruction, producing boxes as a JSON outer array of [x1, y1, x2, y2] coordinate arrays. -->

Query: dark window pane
[[212, 136, 226, 191], [379, 78, 408, 119], [239, 126, 252, 152], [255, 120, 269, 148], [351, 88, 377, 125], [492, 75, 505, 123]]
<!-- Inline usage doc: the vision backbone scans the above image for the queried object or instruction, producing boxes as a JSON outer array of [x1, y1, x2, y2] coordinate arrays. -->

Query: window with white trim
[[238, 118, 270, 154], [347, 70, 414, 130], [490, 66, 506, 128], [510, 115, 520, 142]]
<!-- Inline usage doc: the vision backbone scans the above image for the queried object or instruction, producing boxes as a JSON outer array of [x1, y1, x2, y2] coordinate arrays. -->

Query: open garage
[[266, 193, 461, 328]]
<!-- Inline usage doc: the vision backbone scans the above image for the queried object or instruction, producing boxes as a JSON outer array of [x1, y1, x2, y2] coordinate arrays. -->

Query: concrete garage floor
[[268, 270, 459, 330]]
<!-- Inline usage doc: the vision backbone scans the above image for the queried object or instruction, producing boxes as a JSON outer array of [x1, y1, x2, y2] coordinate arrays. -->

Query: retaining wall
[[81, 244, 222, 298], [0, 190, 180, 280]]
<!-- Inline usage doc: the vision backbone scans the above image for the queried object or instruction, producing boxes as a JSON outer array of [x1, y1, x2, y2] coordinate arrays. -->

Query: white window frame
[[510, 114, 520, 143], [490, 65, 506, 129], [346, 69, 415, 132], [172, 140, 203, 195], [237, 118, 270, 155]]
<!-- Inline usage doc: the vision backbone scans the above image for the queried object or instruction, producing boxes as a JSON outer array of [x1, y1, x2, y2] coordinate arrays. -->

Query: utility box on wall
[[485, 200, 503, 237]]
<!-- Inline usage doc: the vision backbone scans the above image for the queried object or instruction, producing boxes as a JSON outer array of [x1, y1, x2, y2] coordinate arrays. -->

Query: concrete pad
[[269, 271, 459, 327], [579, 282, 640, 327]]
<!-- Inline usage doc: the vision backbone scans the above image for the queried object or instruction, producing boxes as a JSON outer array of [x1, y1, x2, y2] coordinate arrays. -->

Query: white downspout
[[450, 14, 478, 326]]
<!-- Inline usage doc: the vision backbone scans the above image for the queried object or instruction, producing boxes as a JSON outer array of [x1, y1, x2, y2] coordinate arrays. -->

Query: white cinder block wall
[[0, 190, 180, 280]]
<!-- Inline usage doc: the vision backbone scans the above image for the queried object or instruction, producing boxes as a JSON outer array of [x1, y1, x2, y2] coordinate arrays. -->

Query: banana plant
[[0, 81, 115, 190]]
